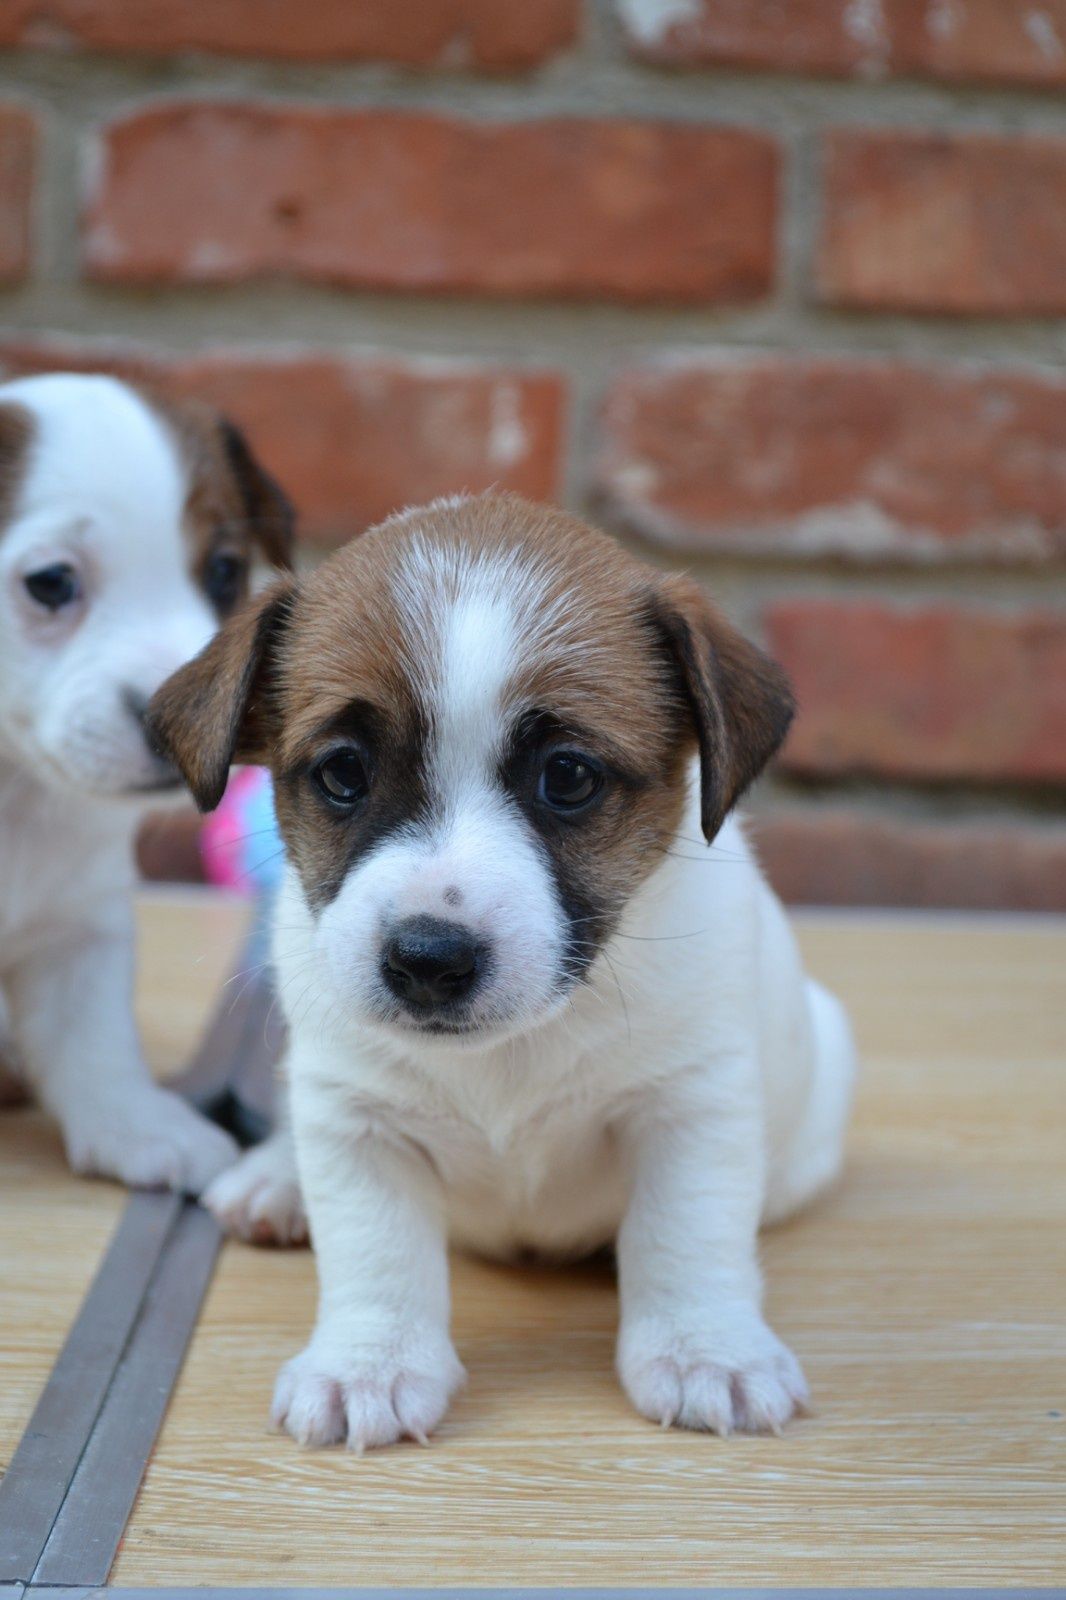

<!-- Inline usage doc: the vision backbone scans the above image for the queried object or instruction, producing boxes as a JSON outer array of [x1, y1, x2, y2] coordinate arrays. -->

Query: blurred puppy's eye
[[203, 552, 246, 614], [539, 751, 603, 812], [314, 747, 370, 807], [23, 562, 82, 612]]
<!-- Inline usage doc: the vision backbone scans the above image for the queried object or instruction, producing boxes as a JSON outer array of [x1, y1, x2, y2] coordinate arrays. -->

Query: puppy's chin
[[361, 986, 575, 1057]]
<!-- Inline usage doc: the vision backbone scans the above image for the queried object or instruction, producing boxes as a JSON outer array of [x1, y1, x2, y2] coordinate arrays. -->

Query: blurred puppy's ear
[[0, 400, 33, 510], [652, 575, 794, 843], [218, 417, 295, 569], [146, 579, 295, 812]]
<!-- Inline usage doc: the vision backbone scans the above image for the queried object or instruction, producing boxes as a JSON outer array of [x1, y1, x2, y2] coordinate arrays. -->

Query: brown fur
[[139, 384, 295, 608], [148, 494, 793, 932], [0, 401, 33, 535]]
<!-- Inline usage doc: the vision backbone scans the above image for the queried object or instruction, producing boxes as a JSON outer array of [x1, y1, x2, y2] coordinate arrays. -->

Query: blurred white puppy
[[152, 493, 854, 1443], [0, 372, 292, 1192]]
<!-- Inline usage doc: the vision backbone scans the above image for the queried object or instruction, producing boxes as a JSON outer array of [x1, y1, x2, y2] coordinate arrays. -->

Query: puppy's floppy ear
[[0, 400, 33, 511], [218, 416, 295, 569], [146, 578, 295, 812], [652, 575, 795, 843]]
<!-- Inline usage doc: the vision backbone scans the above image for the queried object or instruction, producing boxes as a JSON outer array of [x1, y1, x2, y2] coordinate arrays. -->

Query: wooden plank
[[110, 914, 1066, 1589]]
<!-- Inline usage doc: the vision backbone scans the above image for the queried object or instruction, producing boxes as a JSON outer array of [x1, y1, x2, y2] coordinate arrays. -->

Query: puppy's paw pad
[[619, 1317, 808, 1436], [204, 1144, 307, 1247], [271, 1339, 465, 1451], [66, 1091, 238, 1196]]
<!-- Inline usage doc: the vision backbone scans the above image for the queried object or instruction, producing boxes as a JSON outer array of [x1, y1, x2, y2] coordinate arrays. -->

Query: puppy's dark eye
[[203, 552, 246, 614], [314, 747, 369, 807], [23, 562, 82, 612], [539, 751, 603, 812]]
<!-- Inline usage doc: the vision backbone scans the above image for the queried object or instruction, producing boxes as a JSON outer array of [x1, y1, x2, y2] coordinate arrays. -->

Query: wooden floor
[[4, 894, 1065, 1587]]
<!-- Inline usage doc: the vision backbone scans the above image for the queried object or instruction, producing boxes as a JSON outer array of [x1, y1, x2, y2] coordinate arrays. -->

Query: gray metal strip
[[21, 1588, 1066, 1599], [0, 932, 278, 1588], [32, 1205, 223, 1587], [0, 1192, 183, 1582]]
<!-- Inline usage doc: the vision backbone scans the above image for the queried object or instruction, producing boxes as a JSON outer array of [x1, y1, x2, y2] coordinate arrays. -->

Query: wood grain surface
[[107, 908, 1065, 1587], [0, 890, 248, 1468], [4, 896, 1062, 1586]]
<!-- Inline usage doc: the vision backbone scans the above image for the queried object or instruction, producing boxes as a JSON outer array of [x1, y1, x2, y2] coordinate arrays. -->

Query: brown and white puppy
[[0, 372, 292, 1191], [151, 492, 854, 1444]]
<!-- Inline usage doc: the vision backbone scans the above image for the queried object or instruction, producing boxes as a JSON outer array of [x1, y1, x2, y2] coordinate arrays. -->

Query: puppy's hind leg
[[203, 1103, 307, 1247], [764, 979, 856, 1226]]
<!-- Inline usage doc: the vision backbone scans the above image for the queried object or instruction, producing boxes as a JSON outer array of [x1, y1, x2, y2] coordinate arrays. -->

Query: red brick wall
[[2, 0, 1065, 909]]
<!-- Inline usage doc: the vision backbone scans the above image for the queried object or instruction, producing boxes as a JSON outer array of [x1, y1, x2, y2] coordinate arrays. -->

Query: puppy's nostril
[[382, 916, 482, 1010]]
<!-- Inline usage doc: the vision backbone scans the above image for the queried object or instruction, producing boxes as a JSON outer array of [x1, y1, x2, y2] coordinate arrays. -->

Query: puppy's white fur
[[0, 375, 237, 1191], [202, 510, 855, 1444]]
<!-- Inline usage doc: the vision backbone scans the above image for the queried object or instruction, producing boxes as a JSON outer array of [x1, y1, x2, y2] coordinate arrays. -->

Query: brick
[[0, 107, 35, 282], [0, 341, 566, 547], [137, 802, 1066, 910], [596, 356, 1066, 563], [765, 601, 1066, 784], [754, 809, 1066, 911], [818, 130, 1066, 316], [0, 0, 578, 68], [83, 104, 779, 304], [619, 0, 1066, 89]]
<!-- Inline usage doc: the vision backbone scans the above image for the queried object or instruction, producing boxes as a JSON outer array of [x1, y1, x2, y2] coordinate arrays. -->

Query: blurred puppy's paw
[[64, 1085, 238, 1195], [204, 1134, 307, 1246]]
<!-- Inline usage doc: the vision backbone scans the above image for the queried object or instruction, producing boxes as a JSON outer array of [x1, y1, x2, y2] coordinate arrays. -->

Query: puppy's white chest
[[0, 769, 132, 963], [433, 1103, 629, 1261]]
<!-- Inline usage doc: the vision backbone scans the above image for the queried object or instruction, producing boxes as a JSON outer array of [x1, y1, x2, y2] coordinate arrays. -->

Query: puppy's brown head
[[150, 494, 792, 1043]]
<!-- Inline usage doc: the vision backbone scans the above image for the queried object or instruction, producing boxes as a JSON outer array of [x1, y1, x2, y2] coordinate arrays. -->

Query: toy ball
[[200, 766, 285, 894]]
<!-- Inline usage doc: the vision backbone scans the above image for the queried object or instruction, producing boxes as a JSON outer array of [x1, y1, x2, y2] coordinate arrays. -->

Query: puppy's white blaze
[[300, 544, 572, 1036], [432, 580, 517, 805]]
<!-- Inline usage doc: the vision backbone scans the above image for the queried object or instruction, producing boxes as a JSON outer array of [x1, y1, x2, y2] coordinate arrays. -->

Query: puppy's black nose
[[382, 917, 482, 1010]]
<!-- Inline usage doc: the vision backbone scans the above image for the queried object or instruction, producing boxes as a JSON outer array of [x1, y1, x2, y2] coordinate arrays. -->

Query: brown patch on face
[[138, 384, 295, 616], [266, 529, 436, 908], [0, 400, 34, 536]]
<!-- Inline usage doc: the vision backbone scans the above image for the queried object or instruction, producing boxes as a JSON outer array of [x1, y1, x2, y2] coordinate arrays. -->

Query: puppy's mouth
[[369, 982, 575, 1050], [376, 999, 488, 1042]]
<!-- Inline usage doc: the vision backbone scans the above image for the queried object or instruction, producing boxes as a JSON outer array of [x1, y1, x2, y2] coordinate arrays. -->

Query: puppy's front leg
[[616, 1061, 808, 1436], [6, 921, 238, 1194], [273, 1081, 464, 1451]]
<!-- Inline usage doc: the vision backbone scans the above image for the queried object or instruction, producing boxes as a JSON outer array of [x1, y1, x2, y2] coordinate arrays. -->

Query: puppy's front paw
[[271, 1332, 465, 1452], [618, 1312, 808, 1436], [63, 1086, 238, 1196], [204, 1135, 307, 1246]]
